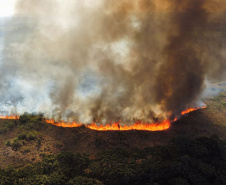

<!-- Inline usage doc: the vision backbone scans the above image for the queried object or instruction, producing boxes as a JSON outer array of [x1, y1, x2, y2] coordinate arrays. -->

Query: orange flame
[[45, 106, 206, 131], [44, 119, 171, 131], [0, 106, 206, 131], [0, 115, 19, 119], [181, 106, 207, 115], [45, 119, 82, 128], [86, 120, 171, 131]]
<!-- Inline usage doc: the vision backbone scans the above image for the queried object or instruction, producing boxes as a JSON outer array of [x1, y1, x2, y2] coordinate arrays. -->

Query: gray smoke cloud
[[0, 0, 225, 123]]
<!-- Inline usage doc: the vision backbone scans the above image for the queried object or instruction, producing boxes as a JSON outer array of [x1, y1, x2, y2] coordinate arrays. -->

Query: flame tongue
[[0, 106, 206, 131], [45, 120, 82, 128], [181, 106, 207, 115], [0, 115, 19, 119]]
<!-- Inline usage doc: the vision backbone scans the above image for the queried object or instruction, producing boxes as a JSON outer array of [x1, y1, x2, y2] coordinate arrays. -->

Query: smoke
[[0, 0, 225, 123], [153, 0, 208, 117]]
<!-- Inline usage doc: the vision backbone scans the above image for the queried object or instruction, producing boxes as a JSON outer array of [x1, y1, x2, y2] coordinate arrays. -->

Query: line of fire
[[0, 106, 206, 131]]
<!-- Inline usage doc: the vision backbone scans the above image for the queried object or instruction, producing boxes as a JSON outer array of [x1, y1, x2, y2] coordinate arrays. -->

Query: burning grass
[[0, 115, 19, 119], [0, 106, 206, 131]]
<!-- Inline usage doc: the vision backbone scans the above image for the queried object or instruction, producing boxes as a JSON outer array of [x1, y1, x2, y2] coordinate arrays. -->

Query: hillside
[[0, 92, 226, 169], [0, 93, 225, 184]]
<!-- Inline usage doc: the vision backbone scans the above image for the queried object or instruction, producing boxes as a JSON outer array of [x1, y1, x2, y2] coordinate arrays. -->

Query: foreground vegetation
[[0, 134, 225, 185], [0, 104, 226, 185]]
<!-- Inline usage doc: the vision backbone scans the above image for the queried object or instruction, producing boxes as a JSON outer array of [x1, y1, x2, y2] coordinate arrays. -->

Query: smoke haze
[[0, 0, 226, 123]]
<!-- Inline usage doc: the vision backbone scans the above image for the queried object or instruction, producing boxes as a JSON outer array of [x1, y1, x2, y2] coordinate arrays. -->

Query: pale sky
[[0, 0, 17, 17]]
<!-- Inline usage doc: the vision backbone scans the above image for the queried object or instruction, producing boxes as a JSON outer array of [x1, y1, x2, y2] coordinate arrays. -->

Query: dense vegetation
[[0, 134, 225, 185]]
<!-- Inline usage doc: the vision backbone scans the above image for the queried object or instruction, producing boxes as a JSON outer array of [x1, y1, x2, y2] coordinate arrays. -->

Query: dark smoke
[[154, 0, 208, 118], [0, 0, 225, 123]]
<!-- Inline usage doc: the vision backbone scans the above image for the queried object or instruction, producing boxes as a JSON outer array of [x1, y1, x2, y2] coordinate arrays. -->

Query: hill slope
[[0, 93, 226, 168]]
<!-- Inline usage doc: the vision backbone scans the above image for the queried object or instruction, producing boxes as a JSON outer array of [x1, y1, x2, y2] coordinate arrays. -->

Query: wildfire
[[45, 120, 82, 128], [0, 106, 206, 131], [181, 106, 207, 115], [44, 119, 171, 131], [0, 115, 19, 119], [86, 120, 170, 131]]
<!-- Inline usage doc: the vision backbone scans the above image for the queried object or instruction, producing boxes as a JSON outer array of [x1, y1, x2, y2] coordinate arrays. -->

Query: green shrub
[[222, 102, 226, 107], [11, 138, 23, 150], [19, 113, 31, 124], [19, 117, 47, 131], [18, 132, 27, 140], [27, 132, 37, 140], [5, 140, 11, 147]]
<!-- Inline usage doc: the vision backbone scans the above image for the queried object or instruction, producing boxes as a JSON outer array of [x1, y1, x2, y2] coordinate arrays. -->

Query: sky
[[0, 0, 17, 17]]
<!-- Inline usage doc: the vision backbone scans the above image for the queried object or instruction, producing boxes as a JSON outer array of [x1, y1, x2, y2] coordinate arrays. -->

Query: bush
[[5, 137, 24, 150], [222, 102, 226, 107], [27, 132, 37, 140], [5, 140, 11, 147], [19, 113, 31, 124], [11, 138, 23, 150], [18, 112, 46, 130], [18, 132, 27, 140], [17, 131, 42, 141]]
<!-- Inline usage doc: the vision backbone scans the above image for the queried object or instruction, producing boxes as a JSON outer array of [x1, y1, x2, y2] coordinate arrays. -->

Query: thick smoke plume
[[154, 0, 208, 117], [0, 0, 225, 123]]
